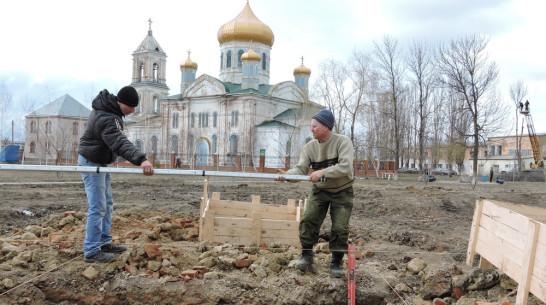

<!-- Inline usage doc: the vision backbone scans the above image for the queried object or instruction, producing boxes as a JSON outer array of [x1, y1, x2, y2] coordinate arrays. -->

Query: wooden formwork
[[198, 178, 306, 247], [467, 199, 546, 305]]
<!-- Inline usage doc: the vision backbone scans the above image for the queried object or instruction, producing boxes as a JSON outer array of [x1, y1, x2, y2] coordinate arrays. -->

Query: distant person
[[519, 101, 524, 111], [78, 86, 154, 263], [489, 166, 494, 182], [525, 100, 529, 111], [175, 157, 181, 168], [275, 109, 354, 278]]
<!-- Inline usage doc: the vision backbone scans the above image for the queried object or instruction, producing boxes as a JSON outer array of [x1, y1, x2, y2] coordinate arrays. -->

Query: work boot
[[329, 251, 345, 278], [295, 247, 314, 271], [101, 243, 126, 253], [84, 251, 115, 263]]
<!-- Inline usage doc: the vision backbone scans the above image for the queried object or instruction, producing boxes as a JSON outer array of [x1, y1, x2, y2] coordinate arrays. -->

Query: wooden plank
[[203, 210, 215, 242], [296, 200, 302, 222], [203, 177, 209, 204], [480, 212, 527, 250], [529, 275, 546, 303], [209, 199, 296, 220], [261, 219, 299, 230], [481, 200, 531, 234], [516, 220, 540, 305], [212, 192, 220, 200], [252, 195, 260, 204], [476, 224, 524, 266], [208, 199, 298, 215], [214, 217, 252, 229], [213, 219, 298, 237], [209, 207, 297, 220], [479, 257, 495, 269], [534, 238, 546, 279], [287, 199, 295, 208], [475, 240, 522, 282], [467, 199, 484, 267], [252, 212, 262, 244]]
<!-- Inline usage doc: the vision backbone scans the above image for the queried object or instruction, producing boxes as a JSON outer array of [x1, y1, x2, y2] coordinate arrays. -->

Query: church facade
[[125, 2, 321, 169]]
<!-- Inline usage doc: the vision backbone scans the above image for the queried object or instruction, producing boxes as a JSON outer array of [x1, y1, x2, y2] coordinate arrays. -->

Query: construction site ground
[[0, 169, 545, 305]]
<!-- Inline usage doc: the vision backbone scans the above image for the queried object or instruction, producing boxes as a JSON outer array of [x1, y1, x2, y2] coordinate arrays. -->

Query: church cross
[[148, 18, 153, 30]]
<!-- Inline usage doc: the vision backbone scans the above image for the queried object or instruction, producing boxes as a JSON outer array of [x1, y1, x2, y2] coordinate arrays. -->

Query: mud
[[0, 170, 545, 305]]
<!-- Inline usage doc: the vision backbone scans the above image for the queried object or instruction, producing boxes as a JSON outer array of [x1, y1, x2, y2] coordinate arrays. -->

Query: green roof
[[27, 94, 90, 119], [255, 120, 295, 128]]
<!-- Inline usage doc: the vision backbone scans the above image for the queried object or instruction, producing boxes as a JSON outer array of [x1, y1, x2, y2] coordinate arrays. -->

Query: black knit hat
[[117, 86, 139, 107], [312, 109, 335, 130]]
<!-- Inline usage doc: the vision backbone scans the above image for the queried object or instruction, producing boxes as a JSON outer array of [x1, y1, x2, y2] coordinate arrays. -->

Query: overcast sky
[[1, 0, 545, 141]]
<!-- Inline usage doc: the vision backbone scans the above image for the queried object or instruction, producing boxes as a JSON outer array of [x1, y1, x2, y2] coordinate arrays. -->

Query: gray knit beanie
[[312, 109, 335, 130]]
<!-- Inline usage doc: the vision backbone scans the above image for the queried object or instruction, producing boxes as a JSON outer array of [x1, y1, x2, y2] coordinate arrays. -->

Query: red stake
[[347, 244, 356, 305]]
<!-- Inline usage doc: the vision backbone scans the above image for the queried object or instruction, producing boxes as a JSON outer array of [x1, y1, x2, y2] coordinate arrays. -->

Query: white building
[[124, 2, 321, 169]]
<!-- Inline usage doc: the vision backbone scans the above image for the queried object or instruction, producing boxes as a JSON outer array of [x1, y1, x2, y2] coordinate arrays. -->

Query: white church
[[124, 2, 322, 169]]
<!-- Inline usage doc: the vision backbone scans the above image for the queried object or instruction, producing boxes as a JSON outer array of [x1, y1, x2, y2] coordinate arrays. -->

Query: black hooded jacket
[[78, 89, 147, 165]]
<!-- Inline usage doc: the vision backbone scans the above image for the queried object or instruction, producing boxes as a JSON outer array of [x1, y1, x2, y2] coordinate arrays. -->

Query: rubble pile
[[0, 209, 545, 305]]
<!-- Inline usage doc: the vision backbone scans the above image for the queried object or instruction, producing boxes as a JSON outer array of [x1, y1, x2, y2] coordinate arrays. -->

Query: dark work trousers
[[299, 184, 354, 252]]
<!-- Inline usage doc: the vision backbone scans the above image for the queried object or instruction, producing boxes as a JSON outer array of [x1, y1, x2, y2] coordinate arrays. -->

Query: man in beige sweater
[[276, 109, 354, 278]]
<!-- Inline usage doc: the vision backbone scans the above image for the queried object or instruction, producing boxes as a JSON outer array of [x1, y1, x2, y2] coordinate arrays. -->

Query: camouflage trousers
[[299, 184, 354, 252]]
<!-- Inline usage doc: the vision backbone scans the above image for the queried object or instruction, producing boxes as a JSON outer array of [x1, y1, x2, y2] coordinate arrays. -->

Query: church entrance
[[196, 140, 209, 166]]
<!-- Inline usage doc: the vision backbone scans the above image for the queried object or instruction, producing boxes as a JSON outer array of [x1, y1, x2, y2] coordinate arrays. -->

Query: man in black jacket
[[78, 86, 154, 263]]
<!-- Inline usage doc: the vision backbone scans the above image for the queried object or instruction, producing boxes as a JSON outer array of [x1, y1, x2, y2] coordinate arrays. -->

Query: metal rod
[[0, 164, 320, 182]]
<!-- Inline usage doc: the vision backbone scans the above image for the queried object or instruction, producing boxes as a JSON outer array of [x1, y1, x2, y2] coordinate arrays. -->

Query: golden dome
[[180, 51, 198, 69], [217, 2, 274, 46], [242, 48, 261, 61], [294, 57, 311, 75]]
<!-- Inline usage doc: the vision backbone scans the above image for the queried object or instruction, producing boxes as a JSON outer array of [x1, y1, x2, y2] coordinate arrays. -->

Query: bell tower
[[131, 19, 169, 115]]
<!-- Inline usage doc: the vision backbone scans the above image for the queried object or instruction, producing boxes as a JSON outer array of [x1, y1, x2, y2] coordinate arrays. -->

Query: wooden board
[[467, 199, 546, 305]]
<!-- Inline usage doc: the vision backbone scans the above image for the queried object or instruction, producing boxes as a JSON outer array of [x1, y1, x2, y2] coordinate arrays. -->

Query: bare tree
[[0, 81, 11, 147], [509, 80, 528, 173], [407, 40, 436, 176], [347, 50, 374, 143], [313, 58, 354, 134], [436, 34, 507, 180], [373, 35, 406, 173]]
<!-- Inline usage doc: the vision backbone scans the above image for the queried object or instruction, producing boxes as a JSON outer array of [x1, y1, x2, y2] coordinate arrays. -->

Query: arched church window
[[229, 134, 238, 156], [153, 63, 159, 82], [139, 63, 144, 82], [30, 142, 36, 153], [262, 53, 267, 70], [135, 139, 144, 152], [231, 110, 238, 127], [191, 113, 195, 128], [220, 53, 224, 69], [213, 111, 218, 127], [171, 135, 179, 154], [189, 135, 194, 157], [237, 50, 244, 67], [30, 121, 37, 133], [72, 122, 79, 135], [212, 134, 217, 154], [45, 121, 52, 134], [153, 96, 159, 114], [151, 136, 158, 153], [227, 51, 232, 68]]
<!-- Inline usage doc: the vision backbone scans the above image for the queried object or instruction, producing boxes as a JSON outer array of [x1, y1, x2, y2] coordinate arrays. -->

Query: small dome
[[217, 2, 274, 47], [180, 51, 198, 70], [294, 58, 311, 75], [242, 48, 261, 61]]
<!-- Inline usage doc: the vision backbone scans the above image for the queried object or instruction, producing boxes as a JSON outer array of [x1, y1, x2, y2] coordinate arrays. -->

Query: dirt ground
[[0, 169, 545, 305]]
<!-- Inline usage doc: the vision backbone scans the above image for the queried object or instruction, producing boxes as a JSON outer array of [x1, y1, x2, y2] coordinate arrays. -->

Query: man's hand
[[275, 169, 286, 181], [141, 160, 154, 176], [309, 170, 324, 182]]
